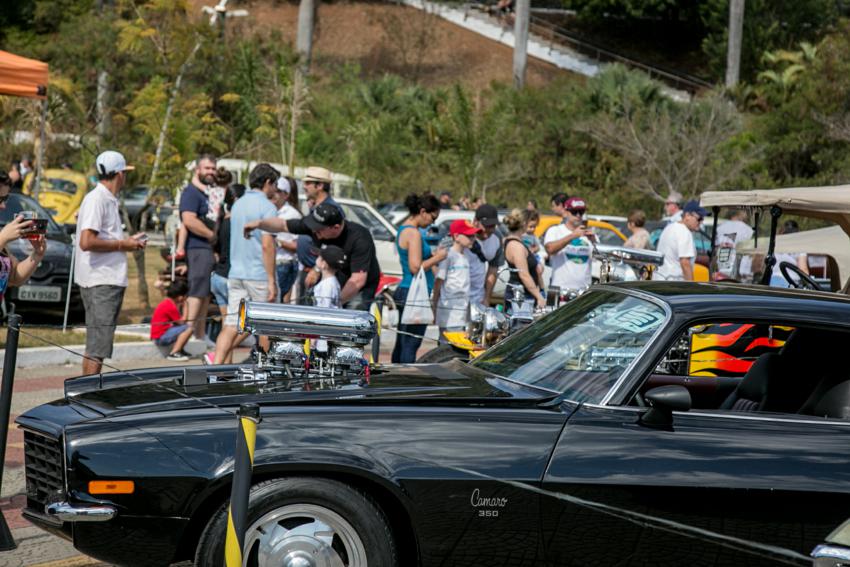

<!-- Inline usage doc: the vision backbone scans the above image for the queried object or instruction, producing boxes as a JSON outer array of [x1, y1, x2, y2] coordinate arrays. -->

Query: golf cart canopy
[[701, 186, 850, 237]]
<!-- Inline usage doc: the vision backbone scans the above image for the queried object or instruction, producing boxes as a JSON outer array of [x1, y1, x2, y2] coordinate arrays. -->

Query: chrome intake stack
[[235, 300, 377, 388]]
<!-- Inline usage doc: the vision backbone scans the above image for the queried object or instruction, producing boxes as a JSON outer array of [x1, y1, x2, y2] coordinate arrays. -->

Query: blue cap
[[683, 200, 707, 218]]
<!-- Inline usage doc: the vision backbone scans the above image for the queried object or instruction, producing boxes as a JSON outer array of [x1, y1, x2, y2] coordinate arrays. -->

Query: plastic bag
[[401, 268, 434, 325]]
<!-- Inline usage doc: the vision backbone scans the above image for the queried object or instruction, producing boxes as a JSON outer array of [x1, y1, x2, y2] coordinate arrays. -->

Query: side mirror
[[639, 385, 691, 429]]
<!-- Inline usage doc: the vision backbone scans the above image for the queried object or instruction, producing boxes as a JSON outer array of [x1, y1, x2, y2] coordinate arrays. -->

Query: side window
[[340, 204, 394, 242], [654, 323, 792, 378], [634, 323, 850, 417], [595, 227, 623, 246]]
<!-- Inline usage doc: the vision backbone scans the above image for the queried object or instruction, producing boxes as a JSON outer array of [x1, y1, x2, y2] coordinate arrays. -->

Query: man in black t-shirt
[[244, 201, 380, 310]]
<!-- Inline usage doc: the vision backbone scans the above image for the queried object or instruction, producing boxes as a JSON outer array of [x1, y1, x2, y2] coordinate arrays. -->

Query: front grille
[[24, 431, 64, 510]]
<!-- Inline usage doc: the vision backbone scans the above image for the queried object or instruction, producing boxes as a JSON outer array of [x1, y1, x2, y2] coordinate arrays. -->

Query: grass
[[0, 327, 145, 349]]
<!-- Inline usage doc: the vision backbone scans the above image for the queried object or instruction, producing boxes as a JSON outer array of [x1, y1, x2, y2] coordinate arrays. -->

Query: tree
[[578, 92, 759, 201]]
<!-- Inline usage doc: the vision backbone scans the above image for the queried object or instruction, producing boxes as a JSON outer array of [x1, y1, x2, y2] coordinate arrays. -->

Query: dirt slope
[[192, 0, 572, 89]]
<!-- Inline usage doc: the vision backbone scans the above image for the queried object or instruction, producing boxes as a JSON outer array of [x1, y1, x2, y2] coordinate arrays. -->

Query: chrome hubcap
[[243, 504, 367, 567]]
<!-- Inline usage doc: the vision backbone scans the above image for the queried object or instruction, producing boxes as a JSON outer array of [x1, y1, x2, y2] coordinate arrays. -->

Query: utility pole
[[296, 0, 318, 76], [725, 0, 745, 88], [513, 0, 530, 89], [290, 0, 318, 171]]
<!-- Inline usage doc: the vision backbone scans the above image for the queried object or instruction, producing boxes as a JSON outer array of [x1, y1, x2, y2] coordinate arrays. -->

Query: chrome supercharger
[[234, 300, 377, 389]]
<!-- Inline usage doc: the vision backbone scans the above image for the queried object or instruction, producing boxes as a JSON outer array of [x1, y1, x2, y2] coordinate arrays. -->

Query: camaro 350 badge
[[470, 488, 508, 518]]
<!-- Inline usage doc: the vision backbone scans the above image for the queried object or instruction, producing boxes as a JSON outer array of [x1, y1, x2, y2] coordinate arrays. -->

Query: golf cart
[[701, 186, 850, 293]]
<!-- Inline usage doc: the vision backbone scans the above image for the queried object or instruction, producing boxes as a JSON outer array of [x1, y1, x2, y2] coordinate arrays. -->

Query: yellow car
[[536, 214, 709, 281], [23, 169, 89, 225]]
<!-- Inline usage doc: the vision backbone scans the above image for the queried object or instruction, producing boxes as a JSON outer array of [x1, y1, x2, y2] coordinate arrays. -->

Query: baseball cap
[[683, 200, 708, 219], [474, 204, 499, 227], [450, 219, 482, 237], [666, 191, 683, 205], [95, 150, 134, 175], [276, 177, 293, 193], [564, 197, 586, 212], [303, 166, 333, 184], [303, 201, 344, 231], [319, 245, 346, 270]]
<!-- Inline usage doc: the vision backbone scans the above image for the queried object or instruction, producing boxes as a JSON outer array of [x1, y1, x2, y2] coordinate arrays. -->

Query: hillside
[[189, 0, 574, 89]]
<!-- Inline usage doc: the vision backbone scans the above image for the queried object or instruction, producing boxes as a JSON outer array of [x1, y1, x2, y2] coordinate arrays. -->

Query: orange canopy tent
[[0, 50, 49, 203], [0, 50, 48, 99]]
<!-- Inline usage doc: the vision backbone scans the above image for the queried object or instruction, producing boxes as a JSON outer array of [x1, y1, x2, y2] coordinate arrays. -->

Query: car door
[[541, 388, 850, 565], [337, 202, 401, 277]]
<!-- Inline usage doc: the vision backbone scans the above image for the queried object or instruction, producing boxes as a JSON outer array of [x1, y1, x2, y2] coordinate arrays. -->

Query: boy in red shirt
[[150, 280, 194, 361]]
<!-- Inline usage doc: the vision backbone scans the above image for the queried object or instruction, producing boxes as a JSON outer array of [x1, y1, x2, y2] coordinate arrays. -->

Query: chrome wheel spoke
[[244, 504, 365, 567]]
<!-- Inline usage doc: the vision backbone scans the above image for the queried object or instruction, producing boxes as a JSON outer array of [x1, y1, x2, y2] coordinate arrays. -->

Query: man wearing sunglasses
[[654, 199, 705, 282], [545, 195, 594, 293]]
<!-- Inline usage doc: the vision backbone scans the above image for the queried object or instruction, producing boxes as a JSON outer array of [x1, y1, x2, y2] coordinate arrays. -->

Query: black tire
[[416, 343, 470, 363], [194, 477, 397, 567]]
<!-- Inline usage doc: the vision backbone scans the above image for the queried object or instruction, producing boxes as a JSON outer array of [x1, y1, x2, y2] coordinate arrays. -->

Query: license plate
[[17, 285, 62, 302]]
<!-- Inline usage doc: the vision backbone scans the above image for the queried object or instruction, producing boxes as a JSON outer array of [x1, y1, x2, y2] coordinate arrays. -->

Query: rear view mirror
[[640, 385, 691, 429]]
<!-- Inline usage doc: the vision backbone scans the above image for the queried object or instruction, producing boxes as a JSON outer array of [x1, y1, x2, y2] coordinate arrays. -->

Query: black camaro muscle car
[[16, 283, 850, 566]]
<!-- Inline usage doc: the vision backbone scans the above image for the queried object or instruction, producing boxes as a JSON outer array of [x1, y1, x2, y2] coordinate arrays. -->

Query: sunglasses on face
[[568, 209, 586, 216]]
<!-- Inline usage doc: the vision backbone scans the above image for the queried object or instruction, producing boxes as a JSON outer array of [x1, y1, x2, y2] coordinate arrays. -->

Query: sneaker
[[166, 351, 190, 362], [203, 351, 216, 365]]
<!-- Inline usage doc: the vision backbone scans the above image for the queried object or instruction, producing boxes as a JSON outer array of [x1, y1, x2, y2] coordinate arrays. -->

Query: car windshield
[[471, 290, 667, 403], [0, 194, 63, 236], [32, 176, 80, 196]]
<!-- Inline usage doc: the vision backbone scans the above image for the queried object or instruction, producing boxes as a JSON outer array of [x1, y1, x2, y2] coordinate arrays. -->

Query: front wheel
[[194, 477, 397, 567]]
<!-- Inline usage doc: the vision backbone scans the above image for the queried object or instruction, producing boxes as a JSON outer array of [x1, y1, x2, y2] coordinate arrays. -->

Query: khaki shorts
[[225, 278, 271, 327], [80, 285, 126, 360]]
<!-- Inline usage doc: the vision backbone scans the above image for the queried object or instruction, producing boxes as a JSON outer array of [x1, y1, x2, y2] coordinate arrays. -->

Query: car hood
[[59, 360, 554, 418]]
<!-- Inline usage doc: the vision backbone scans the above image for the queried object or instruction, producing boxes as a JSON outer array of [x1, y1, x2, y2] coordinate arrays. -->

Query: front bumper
[[46, 501, 116, 522]]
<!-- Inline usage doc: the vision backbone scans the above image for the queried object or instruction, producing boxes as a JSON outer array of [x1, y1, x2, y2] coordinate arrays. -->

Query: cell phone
[[136, 234, 149, 243]]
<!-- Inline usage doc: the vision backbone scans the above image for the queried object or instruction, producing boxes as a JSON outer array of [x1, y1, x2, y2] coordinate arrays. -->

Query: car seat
[[719, 352, 782, 412], [798, 375, 850, 419]]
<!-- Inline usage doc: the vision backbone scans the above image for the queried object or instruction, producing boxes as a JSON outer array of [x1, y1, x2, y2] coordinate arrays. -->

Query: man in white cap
[[75, 150, 147, 375]]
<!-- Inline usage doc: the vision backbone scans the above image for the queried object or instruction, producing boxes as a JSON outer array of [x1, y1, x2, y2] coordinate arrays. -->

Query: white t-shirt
[[74, 184, 128, 288], [653, 222, 696, 281], [275, 202, 302, 264], [464, 233, 501, 306], [715, 220, 754, 275], [544, 223, 592, 291], [436, 248, 470, 329], [313, 275, 341, 352]]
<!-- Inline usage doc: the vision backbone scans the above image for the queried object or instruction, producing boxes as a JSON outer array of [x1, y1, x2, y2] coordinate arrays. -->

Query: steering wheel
[[779, 261, 820, 290]]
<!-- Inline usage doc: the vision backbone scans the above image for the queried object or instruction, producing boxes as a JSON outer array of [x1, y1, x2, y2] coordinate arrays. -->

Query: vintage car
[[16, 284, 850, 566], [22, 168, 89, 225]]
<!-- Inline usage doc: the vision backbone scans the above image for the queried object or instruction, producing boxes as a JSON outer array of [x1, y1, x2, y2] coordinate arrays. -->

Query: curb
[[2, 339, 211, 369]]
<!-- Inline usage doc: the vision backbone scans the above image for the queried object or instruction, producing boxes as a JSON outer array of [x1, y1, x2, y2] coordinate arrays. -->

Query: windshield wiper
[[537, 391, 572, 408]]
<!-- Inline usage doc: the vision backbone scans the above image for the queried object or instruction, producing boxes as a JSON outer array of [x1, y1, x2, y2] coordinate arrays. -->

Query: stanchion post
[[0, 313, 22, 550], [63, 234, 77, 332], [370, 297, 382, 364], [224, 403, 260, 567]]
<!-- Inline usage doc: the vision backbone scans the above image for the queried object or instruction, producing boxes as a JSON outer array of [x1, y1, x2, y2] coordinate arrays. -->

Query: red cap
[[450, 219, 481, 237], [564, 197, 586, 212]]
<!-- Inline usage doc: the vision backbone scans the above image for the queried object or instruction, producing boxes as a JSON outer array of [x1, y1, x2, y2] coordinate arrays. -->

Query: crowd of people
[[0, 150, 779, 371]]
